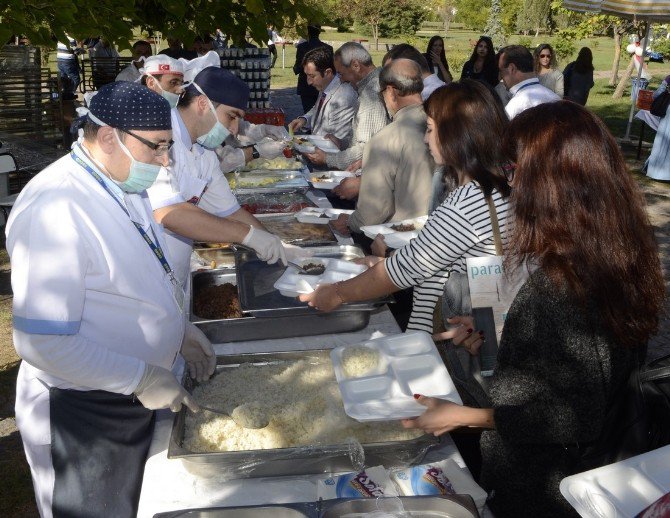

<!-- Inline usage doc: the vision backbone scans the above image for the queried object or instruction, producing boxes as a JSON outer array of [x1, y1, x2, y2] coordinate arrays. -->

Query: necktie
[[313, 92, 327, 130]]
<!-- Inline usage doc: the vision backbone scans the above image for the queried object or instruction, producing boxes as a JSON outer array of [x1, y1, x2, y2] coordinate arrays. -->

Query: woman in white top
[[300, 81, 511, 334], [534, 43, 564, 97]]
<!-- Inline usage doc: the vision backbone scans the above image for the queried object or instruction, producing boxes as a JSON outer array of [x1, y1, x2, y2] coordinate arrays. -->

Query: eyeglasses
[[502, 161, 516, 182], [117, 128, 173, 156], [539, 54, 552, 59]]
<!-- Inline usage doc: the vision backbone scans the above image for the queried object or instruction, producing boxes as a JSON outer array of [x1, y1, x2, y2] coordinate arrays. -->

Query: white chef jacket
[[7, 145, 185, 448], [147, 108, 240, 287]]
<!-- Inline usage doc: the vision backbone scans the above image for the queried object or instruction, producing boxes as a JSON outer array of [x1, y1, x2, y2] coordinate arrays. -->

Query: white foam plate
[[294, 207, 354, 224], [560, 445, 670, 518], [306, 135, 340, 153], [294, 142, 317, 153], [308, 171, 355, 190], [360, 216, 428, 249], [273, 257, 366, 297], [331, 331, 462, 422]]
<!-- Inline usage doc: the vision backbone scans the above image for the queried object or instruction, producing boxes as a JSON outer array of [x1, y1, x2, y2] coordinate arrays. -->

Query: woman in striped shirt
[[300, 80, 511, 334]]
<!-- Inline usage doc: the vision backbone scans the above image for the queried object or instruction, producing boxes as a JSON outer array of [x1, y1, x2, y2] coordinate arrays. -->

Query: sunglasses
[[117, 128, 173, 156], [539, 53, 552, 58]]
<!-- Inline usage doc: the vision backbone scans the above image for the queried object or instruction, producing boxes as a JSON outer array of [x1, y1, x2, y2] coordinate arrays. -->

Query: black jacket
[[293, 38, 333, 97]]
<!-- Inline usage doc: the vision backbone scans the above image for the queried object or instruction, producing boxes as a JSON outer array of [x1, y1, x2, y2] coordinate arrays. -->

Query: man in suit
[[293, 24, 333, 112], [288, 47, 357, 144]]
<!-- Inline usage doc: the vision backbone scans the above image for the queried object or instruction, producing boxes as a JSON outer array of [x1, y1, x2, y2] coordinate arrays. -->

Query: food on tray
[[245, 157, 302, 170], [195, 242, 232, 249], [193, 283, 243, 320], [298, 262, 326, 275], [241, 201, 312, 214], [183, 354, 422, 452], [390, 223, 416, 232], [261, 217, 337, 243], [237, 192, 316, 215], [341, 346, 382, 378], [228, 176, 282, 189], [311, 174, 337, 183]]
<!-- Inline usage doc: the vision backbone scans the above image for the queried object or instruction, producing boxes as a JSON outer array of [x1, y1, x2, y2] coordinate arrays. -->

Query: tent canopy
[[562, 0, 670, 22]]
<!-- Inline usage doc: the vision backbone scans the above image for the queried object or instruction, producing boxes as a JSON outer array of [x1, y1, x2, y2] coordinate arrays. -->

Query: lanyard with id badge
[[71, 148, 185, 312]]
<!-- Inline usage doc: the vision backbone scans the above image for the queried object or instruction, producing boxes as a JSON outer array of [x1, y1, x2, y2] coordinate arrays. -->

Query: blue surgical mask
[[152, 78, 180, 108], [114, 131, 162, 193], [192, 82, 230, 149]]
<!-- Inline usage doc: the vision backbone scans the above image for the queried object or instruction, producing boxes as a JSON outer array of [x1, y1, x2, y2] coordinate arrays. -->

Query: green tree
[[0, 0, 321, 50], [455, 0, 489, 31], [517, 0, 551, 36], [343, 0, 397, 49], [485, 0, 507, 49], [501, 0, 523, 34], [379, 0, 428, 38]]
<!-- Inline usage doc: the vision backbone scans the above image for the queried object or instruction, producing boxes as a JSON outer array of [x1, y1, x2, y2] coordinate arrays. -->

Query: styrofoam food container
[[309, 171, 355, 190], [295, 207, 354, 224], [306, 135, 340, 153], [360, 216, 428, 249], [331, 331, 462, 422], [293, 139, 317, 153], [560, 444, 670, 518], [273, 258, 366, 297]]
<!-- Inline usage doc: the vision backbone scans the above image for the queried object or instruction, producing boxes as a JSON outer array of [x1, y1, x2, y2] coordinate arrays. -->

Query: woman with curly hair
[[402, 101, 664, 517]]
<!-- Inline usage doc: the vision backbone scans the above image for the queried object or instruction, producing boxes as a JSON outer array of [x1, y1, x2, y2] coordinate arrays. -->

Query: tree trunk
[[609, 27, 622, 86], [613, 57, 635, 99], [373, 25, 379, 51]]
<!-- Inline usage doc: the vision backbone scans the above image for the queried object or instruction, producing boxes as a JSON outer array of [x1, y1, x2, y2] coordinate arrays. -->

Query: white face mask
[[113, 131, 162, 193], [191, 82, 230, 149], [150, 76, 180, 108]]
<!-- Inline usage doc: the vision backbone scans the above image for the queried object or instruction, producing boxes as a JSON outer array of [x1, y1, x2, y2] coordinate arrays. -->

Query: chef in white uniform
[[8, 82, 214, 518], [140, 54, 185, 108], [147, 66, 288, 288]]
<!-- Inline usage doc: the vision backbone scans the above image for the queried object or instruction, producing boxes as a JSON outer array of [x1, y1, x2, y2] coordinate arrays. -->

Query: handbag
[[650, 90, 670, 118], [568, 352, 670, 471], [436, 195, 503, 408]]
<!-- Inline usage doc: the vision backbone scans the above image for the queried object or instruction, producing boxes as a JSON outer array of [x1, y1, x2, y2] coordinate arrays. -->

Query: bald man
[[331, 59, 435, 237]]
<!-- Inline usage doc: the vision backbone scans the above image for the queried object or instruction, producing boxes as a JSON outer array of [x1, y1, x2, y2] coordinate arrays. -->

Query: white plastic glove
[[263, 125, 290, 141], [181, 322, 216, 382], [256, 139, 287, 159], [134, 364, 199, 413], [284, 242, 314, 263], [242, 226, 287, 265]]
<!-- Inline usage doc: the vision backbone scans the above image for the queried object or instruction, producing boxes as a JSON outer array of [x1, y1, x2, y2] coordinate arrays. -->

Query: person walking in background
[[461, 36, 498, 88], [534, 43, 564, 97], [402, 101, 664, 516], [56, 34, 83, 100], [267, 26, 279, 68], [563, 47, 595, 106], [293, 24, 333, 112], [424, 36, 452, 84]]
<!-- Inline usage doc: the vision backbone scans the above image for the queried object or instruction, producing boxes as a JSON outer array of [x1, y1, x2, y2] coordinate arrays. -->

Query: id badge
[[169, 273, 186, 313]]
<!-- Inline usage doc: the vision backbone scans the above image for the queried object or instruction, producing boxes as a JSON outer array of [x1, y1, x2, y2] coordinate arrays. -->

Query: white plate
[[360, 216, 428, 249], [309, 171, 355, 190], [273, 258, 366, 297], [294, 142, 317, 153], [560, 445, 670, 518], [294, 207, 354, 224], [331, 331, 462, 422], [306, 135, 340, 153]]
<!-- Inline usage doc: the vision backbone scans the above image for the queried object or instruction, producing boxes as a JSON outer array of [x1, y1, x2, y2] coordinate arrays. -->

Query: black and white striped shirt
[[385, 181, 510, 332]]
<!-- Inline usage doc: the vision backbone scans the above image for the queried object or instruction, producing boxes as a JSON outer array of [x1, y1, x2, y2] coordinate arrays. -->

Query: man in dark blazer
[[293, 24, 333, 113]]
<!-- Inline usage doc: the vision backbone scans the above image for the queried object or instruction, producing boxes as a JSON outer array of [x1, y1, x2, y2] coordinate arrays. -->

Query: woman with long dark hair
[[402, 101, 664, 516], [299, 80, 511, 336], [534, 43, 563, 96], [424, 36, 452, 83], [563, 46, 594, 105], [460, 36, 498, 87]]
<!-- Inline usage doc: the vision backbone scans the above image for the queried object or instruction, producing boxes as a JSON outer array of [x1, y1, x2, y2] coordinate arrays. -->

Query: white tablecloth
[[635, 109, 661, 132], [136, 307, 483, 517]]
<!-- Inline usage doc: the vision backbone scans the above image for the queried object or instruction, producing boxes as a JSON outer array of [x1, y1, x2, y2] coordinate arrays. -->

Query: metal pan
[[320, 495, 480, 518], [168, 351, 438, 478]]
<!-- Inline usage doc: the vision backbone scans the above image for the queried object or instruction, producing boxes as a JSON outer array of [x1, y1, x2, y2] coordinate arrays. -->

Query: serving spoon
[[286, 260, 326, 276]]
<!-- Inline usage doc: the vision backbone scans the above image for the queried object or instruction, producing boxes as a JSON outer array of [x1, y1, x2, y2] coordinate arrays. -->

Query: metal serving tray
[[153, 496, 479, 518], [192, 248, 236, 270], [168, 351, 438, 478], [235, 246, 386, 318], [190, 270, 370, 342]]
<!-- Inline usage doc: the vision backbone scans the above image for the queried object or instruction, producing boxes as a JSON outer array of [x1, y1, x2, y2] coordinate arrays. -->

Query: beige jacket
[[348, 103, 434, 233]]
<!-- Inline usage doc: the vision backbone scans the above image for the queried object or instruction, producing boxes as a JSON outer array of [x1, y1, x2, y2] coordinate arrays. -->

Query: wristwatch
[[251, 146, 260, 159]]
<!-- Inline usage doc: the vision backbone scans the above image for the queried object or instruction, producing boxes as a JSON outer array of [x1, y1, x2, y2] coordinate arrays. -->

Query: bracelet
[[334, 282, 346, 304]]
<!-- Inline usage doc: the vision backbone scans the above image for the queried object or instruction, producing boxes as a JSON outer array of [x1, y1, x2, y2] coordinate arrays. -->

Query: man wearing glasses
[[7, 82, 212, 518], [147, 66, 287, 290]]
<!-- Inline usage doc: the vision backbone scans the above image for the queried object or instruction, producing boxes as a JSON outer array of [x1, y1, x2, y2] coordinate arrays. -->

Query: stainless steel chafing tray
[[152, 495, 479, 518], [168, 351, 438, 479], [235, 246, 389, 318], [192, 248, 236, 270], [190, 269, 371, 343]]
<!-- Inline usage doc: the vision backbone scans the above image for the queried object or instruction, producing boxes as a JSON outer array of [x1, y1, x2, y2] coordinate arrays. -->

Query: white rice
[[184, 353, 421, 452], [341, 346, 382, 378]]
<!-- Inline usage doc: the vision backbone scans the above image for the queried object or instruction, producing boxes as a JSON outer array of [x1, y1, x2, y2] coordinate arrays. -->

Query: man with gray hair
[[331, 59, 434, 236], [304, 42, 389, 190]]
